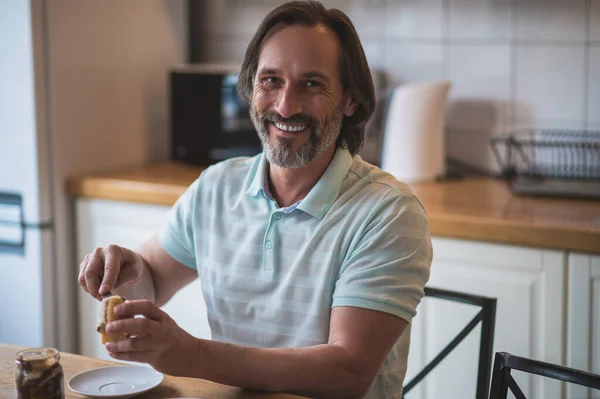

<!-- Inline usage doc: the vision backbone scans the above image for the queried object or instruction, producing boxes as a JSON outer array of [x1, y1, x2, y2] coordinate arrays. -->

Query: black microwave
[[170, 64, 262, 166]]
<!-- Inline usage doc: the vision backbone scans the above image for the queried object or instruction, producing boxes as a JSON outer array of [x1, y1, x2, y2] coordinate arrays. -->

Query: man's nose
[[274, 86, 303, 118]]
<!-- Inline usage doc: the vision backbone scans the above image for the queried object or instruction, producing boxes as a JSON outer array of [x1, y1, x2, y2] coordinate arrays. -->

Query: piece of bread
[[96, 295, 130, 344]]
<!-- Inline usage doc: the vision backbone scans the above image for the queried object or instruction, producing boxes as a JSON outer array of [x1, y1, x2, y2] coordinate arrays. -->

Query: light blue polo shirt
[[159, 147, 432, 398]]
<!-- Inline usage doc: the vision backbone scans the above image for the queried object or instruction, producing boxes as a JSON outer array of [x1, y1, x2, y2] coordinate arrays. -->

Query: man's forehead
[[257, 24, 341, 76]]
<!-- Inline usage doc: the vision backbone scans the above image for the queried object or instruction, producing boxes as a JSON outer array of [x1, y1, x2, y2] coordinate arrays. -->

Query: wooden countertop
[[1, 344, 305, 398], [66, 162, 600, 254]]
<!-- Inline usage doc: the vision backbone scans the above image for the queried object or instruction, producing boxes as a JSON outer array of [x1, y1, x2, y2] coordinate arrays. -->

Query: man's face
[[250, 24, 347, 169]]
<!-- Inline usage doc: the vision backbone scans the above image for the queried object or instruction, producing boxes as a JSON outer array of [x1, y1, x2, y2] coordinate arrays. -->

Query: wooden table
[[1, 344, 305, 398]]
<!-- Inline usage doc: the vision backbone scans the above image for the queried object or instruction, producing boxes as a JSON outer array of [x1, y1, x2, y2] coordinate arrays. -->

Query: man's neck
[[268, 145, 336, 208]]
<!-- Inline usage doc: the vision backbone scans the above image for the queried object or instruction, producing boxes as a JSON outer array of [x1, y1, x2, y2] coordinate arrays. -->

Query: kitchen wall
[[45, 0, 187, 351], [47, 0, 187, 167], [197, 0, 600, 173]]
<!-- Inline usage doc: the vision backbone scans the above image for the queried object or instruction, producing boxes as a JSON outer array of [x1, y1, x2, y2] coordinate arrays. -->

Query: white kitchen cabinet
[[75, 198, 210, 361], [567, 252, 600, 399], [406, 237, 566, 399]]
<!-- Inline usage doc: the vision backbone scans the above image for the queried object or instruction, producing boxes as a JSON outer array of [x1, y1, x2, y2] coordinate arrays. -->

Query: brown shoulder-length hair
[[237, 0, 375, 156]]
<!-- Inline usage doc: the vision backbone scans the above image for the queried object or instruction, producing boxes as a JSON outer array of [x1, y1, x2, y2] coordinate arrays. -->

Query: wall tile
[[205, 0, 389, 40], [446, 44, 511, 141], [204, 37, 248, 65], [588, 46, 600, 123], [591, 0, 600, 41], [446, 129, 502, 172], [361, 39, 384, 70], [515, 0, 586, 42], [510, 119, 586, 130], [382, 42, 445, 86], [204, 0, 277, 37], [515, 45, 586, 123], [448, 0, 512, 40], [385, 0, 444, 39], [324, 0, 387, 39], [587, 120, 600, 130], [445, 45, 511, 173], [447, 45, 511, 103]]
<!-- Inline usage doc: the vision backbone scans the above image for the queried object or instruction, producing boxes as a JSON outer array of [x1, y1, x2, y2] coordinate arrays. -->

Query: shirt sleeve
[[158, 176, 202, 269], [332, 194, 433, 323]]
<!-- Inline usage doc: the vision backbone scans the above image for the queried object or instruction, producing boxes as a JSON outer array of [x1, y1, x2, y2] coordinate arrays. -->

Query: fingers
[[100, 245, 125, 295], [106, 335, 155, 353], [82, 249, 105, 300], [78, 255, 90, 294], [114, 299, 165, 321], [78, 245, 124, 300], [108, 349, 153, 364], [106, 315, 159, 337]]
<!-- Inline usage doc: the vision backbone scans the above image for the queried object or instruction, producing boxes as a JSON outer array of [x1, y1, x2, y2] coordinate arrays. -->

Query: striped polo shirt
[[159, 147, 432, 398]]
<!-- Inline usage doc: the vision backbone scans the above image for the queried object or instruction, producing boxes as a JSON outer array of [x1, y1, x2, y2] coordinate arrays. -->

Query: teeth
[[274, 122, 307, 132]]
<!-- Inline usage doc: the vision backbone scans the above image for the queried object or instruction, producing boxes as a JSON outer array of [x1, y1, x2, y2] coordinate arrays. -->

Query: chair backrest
[[488, 352, 600, 399], [403, 287, 497, 399]]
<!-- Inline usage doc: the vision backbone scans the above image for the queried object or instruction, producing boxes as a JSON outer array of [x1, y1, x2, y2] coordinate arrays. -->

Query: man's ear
[[343, 94, 359, 117]]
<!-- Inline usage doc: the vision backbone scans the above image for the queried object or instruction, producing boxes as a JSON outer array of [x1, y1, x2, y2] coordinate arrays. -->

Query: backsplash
[[197, 0, 600, 173]]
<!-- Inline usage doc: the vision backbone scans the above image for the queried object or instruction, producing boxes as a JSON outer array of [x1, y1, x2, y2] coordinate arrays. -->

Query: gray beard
[[250, 105, 343, 169]]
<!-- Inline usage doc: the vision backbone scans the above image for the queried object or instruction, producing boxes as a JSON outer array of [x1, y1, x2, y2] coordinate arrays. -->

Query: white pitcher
[[380, 81, 452, 183]]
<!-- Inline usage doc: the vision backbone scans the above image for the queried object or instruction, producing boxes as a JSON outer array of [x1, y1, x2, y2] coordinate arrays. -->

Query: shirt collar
[[245, 152, 268, 198], [245, 148, 353, 220], [297, 147, 353, 219]]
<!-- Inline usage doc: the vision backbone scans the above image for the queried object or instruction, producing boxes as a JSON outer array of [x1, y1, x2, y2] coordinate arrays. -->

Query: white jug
[[380, 81, 452, 183]]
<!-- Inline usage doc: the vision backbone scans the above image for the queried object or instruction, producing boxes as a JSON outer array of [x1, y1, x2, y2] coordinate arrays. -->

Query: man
[[78, 1, 432, 398]]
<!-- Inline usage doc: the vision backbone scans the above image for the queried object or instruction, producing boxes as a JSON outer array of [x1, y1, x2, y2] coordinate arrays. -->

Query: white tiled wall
[[514, 46, 586, 125], [383, 43, 445, 84], [590, 46, 600, 123], [448, 0, 512, 41], [515, 0, 587, 42], [201, 0, 600, 173], [327, 0, 387, 39], [592, 1, 600, 41], [385, 0, 445, 39], [446, 43, 511, 167]]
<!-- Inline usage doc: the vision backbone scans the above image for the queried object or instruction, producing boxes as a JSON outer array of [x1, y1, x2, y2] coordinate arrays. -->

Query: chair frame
[[488, 351, 600, 399], [403, 287, 497, 399]]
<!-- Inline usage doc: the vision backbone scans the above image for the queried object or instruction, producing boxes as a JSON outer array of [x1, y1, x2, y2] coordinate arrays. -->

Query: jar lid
[[16, 347, 59, 362]]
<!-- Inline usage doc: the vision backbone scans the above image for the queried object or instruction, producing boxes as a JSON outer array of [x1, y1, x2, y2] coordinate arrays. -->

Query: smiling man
[[78, 2, 432, 398]]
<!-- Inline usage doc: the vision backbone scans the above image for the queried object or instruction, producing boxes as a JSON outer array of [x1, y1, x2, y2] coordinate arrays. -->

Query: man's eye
[[305, 80, 322, 88], [263, 77, 279, 84]]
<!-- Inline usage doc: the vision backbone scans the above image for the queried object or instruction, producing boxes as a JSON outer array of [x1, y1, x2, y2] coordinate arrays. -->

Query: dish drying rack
[[490, 128, 600, 199]]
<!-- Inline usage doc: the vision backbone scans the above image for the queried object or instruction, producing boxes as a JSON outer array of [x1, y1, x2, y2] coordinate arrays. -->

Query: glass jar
[[15, 347, 65, 399]]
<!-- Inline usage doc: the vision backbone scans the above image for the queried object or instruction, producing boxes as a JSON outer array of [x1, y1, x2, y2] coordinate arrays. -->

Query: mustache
[[260, 110, 316, 126]]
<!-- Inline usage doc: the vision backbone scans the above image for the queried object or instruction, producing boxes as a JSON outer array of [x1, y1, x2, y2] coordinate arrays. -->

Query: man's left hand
[[105, 299, 199, 376]]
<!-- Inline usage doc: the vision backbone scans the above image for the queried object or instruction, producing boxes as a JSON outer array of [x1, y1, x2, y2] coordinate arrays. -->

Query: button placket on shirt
[[262, 210, 283, 272]]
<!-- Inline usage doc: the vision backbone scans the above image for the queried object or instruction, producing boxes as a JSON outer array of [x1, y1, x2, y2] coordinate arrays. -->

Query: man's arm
[[189, 306, 407, 399], [113, 235, 197, 307]]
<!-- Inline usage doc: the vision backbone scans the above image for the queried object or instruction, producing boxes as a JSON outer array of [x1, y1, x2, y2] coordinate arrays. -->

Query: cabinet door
[[567, 253, 600, 399], [406, 237, 565, 399], [75, 199, 210, 361]]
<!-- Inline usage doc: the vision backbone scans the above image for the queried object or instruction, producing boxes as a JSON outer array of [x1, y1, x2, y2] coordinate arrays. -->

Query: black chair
[[403, 287, 497, 399], [488, 352, 600, 399]]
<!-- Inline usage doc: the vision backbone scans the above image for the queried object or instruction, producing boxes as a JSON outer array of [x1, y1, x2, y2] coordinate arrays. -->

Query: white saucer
[[67, 365, 164, 398]]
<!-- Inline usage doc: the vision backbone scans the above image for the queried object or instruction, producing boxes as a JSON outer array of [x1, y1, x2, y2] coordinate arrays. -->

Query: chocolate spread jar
[[15, 347, 65, 399]]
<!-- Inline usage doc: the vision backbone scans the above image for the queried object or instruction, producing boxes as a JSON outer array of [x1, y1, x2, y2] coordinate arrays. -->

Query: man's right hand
[[78, 245, 144, 301]]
